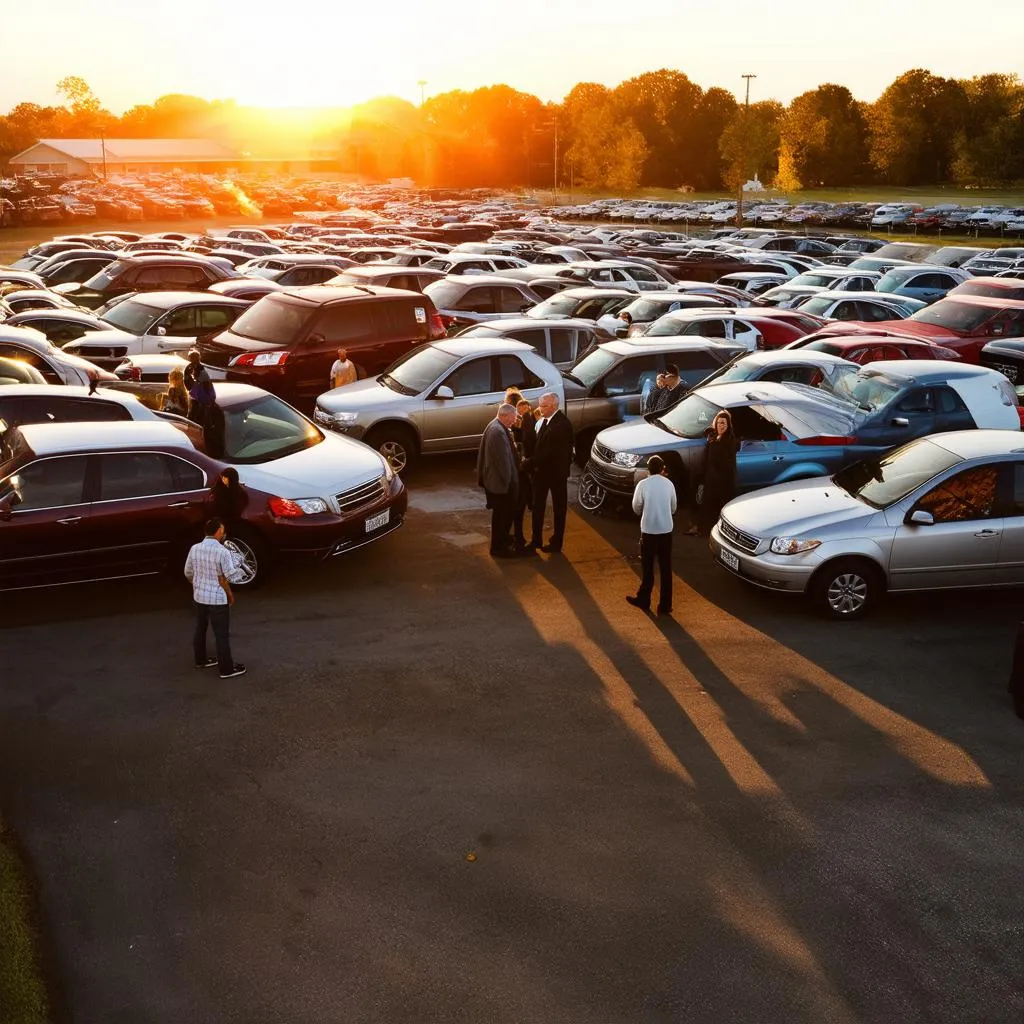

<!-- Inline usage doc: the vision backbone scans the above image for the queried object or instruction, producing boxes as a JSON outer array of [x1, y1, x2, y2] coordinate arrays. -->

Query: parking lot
[[1, 455, 1021, 1023]]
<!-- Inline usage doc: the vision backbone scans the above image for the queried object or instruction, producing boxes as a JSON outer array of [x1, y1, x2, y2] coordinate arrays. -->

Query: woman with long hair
[[163, 367, 190, 417], [698, 410, 739, 536], [211, 467, 248, 525]]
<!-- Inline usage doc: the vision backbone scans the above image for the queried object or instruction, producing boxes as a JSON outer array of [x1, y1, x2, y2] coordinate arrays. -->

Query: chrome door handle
[[975, 529, 999, 537], [771, 455, 784, 462], [56, 516, 82, 525], [166, 501, 190, 508]]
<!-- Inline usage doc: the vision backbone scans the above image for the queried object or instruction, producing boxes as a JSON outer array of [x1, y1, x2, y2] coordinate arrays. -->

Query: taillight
[[229, 350, 289, 367], [795, 435, 856, 446], [429, 310, 447, 339]]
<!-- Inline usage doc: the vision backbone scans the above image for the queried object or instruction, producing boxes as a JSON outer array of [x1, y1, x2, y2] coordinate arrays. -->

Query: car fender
[[775, 461, 833, 484], [807, 538, 891, 585], [362, 415, 422, 449]]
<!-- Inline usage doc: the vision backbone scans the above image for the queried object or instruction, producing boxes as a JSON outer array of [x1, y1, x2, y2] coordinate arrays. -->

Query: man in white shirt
[[329, 347, 358, 389], [184, 517, 246, 678], [596, 309, 632, 337], [626, 455, 677, 615]]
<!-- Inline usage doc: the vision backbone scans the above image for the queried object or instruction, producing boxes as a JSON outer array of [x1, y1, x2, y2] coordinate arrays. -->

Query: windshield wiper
[[652, 416, 683, 436], [381, 373, 415, 395]]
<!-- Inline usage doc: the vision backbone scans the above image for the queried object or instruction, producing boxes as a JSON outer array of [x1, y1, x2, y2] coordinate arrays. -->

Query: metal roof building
[[8, 138, 240, 176]]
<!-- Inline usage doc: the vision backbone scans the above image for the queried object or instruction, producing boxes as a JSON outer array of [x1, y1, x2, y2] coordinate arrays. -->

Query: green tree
[[867, 69, 967, 184], [719, 100, 783, 189], [778, 84, 871, 187], [689, 87, 738, 189], [565, 94, 647, 191], [950, 74, 1024, 185]]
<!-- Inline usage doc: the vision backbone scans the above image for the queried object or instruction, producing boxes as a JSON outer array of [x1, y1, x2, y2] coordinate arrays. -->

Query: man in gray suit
[[477, 404, 520, 558]]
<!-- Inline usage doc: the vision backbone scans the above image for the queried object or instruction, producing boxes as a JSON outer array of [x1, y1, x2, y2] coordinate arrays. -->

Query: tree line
[[2, 70, 1022, 191]]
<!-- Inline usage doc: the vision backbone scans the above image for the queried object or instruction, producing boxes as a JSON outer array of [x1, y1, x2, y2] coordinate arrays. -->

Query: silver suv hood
[[317, 377, 415, 413], [722, 478, 873, 536]]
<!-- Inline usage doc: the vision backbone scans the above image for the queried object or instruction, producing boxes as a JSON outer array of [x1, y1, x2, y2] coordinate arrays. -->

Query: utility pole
[[99, 126, 108, 181], [417, 80, 427, 107], [735, 73, 756, 228], [552, 120, 559, 199]]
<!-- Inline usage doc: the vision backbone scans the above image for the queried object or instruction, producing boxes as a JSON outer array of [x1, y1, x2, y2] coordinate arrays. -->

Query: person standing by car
[[212, 467, 248, 526], [477, 404, 520, 558], [330, 347, 358, 389], [510, 395, 537, 552], [162, 366, 190, 417], [697, 410, 740, 537], [185, 348, 226, 458], [184, 517, 246, 679], [626, 455, 677, 615], [528, 392, 574, 555], [643, 363, 685, 414]]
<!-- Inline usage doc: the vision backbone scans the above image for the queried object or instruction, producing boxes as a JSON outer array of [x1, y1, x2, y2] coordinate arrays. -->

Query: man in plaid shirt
[[184, 517, 246, 678]]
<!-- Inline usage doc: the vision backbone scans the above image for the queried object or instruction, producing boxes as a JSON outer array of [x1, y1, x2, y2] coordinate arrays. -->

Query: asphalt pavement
[[0, 455, 1022, 1024]]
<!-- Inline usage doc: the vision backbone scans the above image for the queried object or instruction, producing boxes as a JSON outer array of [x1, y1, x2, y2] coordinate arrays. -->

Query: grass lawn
[[0, 820, 50, 1024]]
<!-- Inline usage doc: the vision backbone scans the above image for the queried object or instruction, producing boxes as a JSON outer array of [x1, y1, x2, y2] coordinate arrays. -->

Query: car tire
[[223, 527, 269, 589], [808, 558, 882, 621], [577, 471, 607, 513], [366, 425, 417, 475]]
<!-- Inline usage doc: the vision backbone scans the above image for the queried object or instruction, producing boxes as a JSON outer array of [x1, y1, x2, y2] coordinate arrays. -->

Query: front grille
[[593, 441, 615, 463], [991, 362, 1019, 383], [719, 516, 759, 553], [585, 461, 633, 491], [335, 477, 386, 515]]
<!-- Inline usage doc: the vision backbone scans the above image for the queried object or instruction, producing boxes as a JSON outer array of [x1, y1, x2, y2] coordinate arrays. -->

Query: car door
[[993, 462, 1024, 584], [0, 454, 93, 589], [887, 463, 1003, 589], [591, 353, 665, 423], [858, 387, 938, 446], [421, 356, 503, 451], [546, 327, 578, 367], [89, 451, 210, 575], [728, 405, 792, 490], [149, 304, 200, 354], [724, 318, 762, 351], [296, 302, 375, 397]]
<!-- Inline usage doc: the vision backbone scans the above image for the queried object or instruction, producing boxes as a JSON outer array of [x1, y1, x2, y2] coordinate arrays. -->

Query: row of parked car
[[4, 212, 1024, 617]]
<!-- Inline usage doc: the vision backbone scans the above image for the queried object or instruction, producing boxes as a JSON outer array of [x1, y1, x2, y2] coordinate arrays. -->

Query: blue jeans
[[193, 602, 233, 674]]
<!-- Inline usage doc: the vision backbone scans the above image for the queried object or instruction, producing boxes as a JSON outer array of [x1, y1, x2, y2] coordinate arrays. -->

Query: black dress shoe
[[540, 544, 562, 554], [626, 595, 651, 611], [656, 607, 673, 616]]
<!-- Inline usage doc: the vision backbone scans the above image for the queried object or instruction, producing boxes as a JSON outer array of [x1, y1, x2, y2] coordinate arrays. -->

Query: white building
[[7, 138, 240, 177]]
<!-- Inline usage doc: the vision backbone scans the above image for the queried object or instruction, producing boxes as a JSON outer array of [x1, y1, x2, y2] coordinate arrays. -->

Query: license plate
[[720, 549, 740, 573], [365, 509, 390, 533]]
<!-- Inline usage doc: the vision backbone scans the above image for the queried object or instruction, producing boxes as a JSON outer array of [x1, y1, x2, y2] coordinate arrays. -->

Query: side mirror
[[154, 325, 167, 336], [434, 385, 454, 400], [891, 416, 910, 427], [907, 509, 935, 526]]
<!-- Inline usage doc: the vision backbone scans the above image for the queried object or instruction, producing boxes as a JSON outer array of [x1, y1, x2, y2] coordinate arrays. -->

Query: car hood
[[597, 418, 697, 455], [721, 478, 872, 535], [233, 430, 384, 498], [67, 328, 143, 347], [317, 376, 417, 412]]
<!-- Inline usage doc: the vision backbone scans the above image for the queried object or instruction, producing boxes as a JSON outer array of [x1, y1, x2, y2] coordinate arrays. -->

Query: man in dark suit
[[527, 392, 574, 554], [511, 398, 537, 551], [477, 404, 520, 558]]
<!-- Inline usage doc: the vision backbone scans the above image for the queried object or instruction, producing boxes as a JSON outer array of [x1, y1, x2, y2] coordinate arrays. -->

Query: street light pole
[[735, 73, 756, 228], [99, 126, 107, 181], [417, 80, 427, 107]]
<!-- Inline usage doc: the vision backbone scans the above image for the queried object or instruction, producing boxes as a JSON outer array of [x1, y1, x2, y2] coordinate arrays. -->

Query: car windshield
[[800, 297, 838, 316], [526, 293, 580, 318], [832, 438, 963, 509], [829, 371, 904, 411], [622, 298, 678, 321], [790, 273, 834, 288], [655, 394, 722, 438], [875, 274, 913, 294], [228, 296, 314, 345], [84, 260, 128, 288], [101, 300, 165, 334], [423, 281, 467, 309], [710, 360, 764, 383], [645, 316, 689, 337], [909, 299, 997, 332], [381, 345, 461, 395], [565, 347, 617, 388], [221, 394, 323, 464]]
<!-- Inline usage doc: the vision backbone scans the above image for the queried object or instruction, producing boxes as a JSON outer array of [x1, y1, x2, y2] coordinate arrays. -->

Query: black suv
[[198, 286, 448, 402], [73, 255, 235, 307]]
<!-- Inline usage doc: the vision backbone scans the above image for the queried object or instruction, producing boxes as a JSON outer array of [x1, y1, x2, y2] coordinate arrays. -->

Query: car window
[[159, 306, 199, 336], [898, 388, 935, 414], [761, 366, 819, 385], [445, 357, 495, 397], [458, 288, 497, 314], [495, 287, 527, 314], [729, 406, 786, 441], [936, 387, 970, 415], [98, 452, 178, 500], [25, 396, 133, 424], [600, 355, 662, 396], [497, 355, 543, 392], [690, 318, 727, 338], [314, 303, 374, 343], [171, 458, 206, 491], [547, 329, 575, 365], [0, 345, 61, 384], [6, 456, 88, 511], [916, 465, 999, 522], [507, 328, 546, 351], [198, 306, 237, 331]]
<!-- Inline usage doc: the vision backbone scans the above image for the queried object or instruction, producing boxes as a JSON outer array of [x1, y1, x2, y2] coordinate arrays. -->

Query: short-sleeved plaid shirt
[[184, 537, 236, 605]]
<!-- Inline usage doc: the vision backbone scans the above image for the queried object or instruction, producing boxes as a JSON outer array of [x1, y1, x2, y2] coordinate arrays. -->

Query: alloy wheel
[[826, 572, 868, 616]]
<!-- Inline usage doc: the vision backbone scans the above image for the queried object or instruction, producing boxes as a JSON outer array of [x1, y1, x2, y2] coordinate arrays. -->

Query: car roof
[[927, 429, 1024, 460], [464, 317, 597, 332], [436, 274, 533, 287], [0, 385, 144, 404], [110, 254, 220, 265], [263, 285, 423, 306], [813, 336, 929, 349], [551, 287, 637, 299], [690, 379, 837, 408], [734, 349, 853, 367], [14, 419, 190, 457], [600, 337, 739, 356], [856, 360, 1001, 382], [112, 291, 250, 310], [433, 338, 535, 357], [339, 265, 444, 279], [8, 308, 103, 323], [937, 294, 1024, 309]]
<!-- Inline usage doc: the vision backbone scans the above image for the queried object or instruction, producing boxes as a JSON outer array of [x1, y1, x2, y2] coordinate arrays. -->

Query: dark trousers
[[531, 474, 568, 549], [513, 474, 533, 545], [1009, 623, 1024, 719], [636, 532, 674, 611], [193, 602, 233, 674], [486, 489, 516, 553]]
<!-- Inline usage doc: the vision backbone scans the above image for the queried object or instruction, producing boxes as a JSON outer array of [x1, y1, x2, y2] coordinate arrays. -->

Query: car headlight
[[381, 462, 395, 484], [332, 411, 359, 425], [769, 537, 822, 555], [268, 496, 329, 517], [613, 451, 642, 468]]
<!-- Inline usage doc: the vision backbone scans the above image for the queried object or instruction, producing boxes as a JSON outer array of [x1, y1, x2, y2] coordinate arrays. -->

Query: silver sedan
[[711, 429, 1024, 619]]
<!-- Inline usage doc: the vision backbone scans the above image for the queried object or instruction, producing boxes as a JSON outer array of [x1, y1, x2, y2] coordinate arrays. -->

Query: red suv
[[197, 286, 446, 403]]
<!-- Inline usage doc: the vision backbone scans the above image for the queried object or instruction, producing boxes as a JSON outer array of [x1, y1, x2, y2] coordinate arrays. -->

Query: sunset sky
[[5, 0, 1024, 114]]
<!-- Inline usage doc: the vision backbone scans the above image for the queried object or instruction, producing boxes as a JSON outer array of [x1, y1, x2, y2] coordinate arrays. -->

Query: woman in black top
[[698, 410, 739, 536], [211, 467, 248, 525]]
